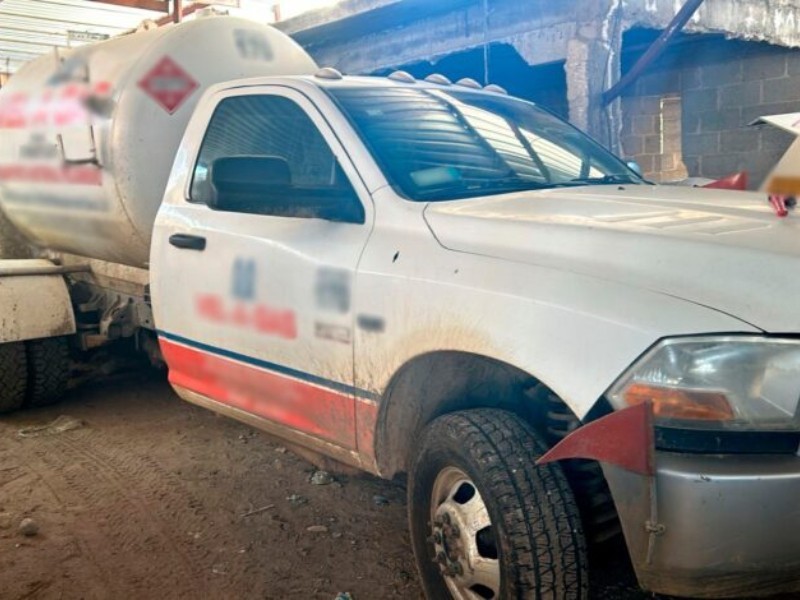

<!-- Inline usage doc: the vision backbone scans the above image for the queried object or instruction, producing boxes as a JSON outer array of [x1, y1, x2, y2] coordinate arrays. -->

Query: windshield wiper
[[565, 174, 638, 186], [467, 178, 551, 192], [420, 177, 552, 201]]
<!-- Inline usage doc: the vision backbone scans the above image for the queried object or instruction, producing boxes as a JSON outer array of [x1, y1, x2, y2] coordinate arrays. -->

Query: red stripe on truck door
[[159, 338, 357, 449]]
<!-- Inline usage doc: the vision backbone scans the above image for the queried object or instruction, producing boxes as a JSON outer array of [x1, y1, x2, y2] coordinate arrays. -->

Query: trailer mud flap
[[0, 259, 76, 343]]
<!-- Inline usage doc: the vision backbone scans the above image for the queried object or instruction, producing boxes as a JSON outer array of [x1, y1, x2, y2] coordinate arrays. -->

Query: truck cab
[[151, 71, 800, 599]]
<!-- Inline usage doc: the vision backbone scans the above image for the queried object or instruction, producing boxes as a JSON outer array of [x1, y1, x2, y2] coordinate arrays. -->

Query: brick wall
[[621, 34, 800, 188]]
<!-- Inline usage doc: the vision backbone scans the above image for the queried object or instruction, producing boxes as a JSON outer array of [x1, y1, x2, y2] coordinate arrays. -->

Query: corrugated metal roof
[[0, 0, 164, 76]]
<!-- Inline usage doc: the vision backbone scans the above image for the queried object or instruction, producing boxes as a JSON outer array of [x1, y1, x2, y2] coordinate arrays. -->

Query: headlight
[[607, 337, 800, 431]]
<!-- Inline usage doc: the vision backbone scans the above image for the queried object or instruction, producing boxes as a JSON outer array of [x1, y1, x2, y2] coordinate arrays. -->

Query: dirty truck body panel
[[153, 83, 376, 462], [150, 75, 800, 597]]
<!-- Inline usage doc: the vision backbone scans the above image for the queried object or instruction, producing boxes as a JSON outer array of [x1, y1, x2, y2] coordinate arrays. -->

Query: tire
[[0, 342, 27, 413], [408, 409, 588, 600], [25, 337, 70, 407]]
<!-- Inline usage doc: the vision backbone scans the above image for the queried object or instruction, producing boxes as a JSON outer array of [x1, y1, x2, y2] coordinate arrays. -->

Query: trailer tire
[[26, 337, 70, 407], [408, 409, 588, 600], [0, 343, 27, 413]]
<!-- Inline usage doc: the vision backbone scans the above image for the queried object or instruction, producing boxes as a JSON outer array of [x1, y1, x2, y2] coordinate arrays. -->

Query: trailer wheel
[[408, 409, 588, 600], [26, 337, 70, 407], [0, 343, 27, 413]]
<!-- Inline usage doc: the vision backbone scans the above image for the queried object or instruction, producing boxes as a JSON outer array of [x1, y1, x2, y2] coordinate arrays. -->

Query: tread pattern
[[0, 342, 27, 413], [409, 409, 589, 600], [543, 393, 621, 545], [26, 337, 70, 407]]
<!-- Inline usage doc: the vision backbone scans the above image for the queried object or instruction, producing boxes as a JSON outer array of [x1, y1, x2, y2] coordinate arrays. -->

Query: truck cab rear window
[[190, 94, 361, 222]]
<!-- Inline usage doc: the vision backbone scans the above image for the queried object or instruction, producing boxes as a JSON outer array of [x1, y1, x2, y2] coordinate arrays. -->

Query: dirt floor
[[0, 363, 648, 600]]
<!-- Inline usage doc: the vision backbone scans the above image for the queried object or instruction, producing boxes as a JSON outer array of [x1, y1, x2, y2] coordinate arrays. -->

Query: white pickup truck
[[1, 16, 798, 600]]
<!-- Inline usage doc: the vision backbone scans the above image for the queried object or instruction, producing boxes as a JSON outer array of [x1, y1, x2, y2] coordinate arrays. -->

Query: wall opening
[[621, 92, 687, 182], [373, 43, 568, 119]]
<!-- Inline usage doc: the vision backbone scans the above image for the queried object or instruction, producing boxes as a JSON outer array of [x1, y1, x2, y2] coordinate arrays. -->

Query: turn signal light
[[624, 384, 735, 421]]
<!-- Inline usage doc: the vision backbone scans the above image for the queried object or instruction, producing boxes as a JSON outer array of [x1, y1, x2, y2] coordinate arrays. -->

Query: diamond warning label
[[138, 56, 199, 114]]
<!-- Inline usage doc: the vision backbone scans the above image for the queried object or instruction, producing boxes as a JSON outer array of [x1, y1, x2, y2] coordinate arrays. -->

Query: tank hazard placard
[[138, 56, 199, 115]]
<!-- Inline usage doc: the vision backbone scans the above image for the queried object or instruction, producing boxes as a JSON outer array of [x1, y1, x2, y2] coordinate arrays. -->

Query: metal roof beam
[[0, 37, 69, 49], [85, 0, 167, 11], [0, 23, 68, 36], [0, 15, 129, 33], [0, 10, 136, 28], [0, 50, 41, 60]]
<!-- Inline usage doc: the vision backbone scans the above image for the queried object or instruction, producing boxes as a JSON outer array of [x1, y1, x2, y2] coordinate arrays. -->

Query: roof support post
[[602, 0, 705, 105], [565, 0, 624, 150]]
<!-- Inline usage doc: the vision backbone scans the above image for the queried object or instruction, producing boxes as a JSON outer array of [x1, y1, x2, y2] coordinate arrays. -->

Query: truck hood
[[424, 184, 800, 332]]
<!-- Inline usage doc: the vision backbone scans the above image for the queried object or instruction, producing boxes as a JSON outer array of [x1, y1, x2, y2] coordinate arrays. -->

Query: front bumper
[[603, 452, 800, 598]]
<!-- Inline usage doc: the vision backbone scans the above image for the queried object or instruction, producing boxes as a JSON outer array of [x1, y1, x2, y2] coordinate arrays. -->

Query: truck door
[[151, 87, 373, 452]]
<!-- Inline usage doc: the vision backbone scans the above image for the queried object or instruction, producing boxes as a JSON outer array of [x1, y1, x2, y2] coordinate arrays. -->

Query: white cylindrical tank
[[0, 16, 317, 267]]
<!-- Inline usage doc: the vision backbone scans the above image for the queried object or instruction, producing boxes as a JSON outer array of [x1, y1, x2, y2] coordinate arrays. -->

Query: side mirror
[[207, 155, 365, 224], [208, 155, 291, 212], [626, 160, 643, 177]]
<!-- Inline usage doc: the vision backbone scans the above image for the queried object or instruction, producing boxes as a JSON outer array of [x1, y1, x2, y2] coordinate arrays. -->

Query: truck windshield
[[328, 87, 642, 201]]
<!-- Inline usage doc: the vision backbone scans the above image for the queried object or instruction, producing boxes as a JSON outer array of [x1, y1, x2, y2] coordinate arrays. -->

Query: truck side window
[[190, 95, 364, 224]]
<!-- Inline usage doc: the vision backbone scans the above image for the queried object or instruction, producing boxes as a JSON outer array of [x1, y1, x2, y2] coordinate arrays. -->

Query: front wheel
[[408, 409, 588, 600]]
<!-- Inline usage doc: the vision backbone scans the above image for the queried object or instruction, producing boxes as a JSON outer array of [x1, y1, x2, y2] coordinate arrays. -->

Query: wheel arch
[[373, 349, 622, 547], [373, 350, 584, 478]]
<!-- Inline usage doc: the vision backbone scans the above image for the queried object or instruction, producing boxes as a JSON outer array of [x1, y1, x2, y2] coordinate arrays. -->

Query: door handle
[[169, 233, 206, 251]]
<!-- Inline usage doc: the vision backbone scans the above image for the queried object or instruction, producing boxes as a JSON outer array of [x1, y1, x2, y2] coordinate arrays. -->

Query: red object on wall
[[703, 171, 748, 191], [536, 402, 655, 476]]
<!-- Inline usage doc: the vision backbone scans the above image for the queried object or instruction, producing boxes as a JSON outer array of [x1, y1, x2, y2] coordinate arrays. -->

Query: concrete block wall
[[622, 36, 800, 187], [621, 95, 687, 182]]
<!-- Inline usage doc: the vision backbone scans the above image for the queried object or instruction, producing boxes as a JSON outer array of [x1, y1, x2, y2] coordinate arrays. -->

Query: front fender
[[354, 254, 758, 421]]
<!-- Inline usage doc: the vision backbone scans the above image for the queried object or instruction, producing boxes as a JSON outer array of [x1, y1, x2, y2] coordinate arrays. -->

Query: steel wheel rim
[[429, 466, 500, 600]]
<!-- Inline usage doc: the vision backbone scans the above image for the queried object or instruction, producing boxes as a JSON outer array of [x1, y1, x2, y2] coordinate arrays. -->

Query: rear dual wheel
[[0, 337, 70, 413], [409, 409, 588, 600], [0, 342, 27, 413], [26, 336, 70, 407]]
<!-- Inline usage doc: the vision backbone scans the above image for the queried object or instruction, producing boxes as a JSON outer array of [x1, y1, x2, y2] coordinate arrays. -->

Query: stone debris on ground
[[239, 504, 275, 519], [306, 525, 329, 533], [18, 415, 84, 438], [286, 494, 308, 506], [372, 494, 389, 506], [310, 470, 334, 485], [18, 518, 38, 537]]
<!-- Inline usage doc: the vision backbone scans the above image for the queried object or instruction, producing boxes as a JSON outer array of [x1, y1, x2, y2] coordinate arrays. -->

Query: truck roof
[[210, 70, 510, 96]]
